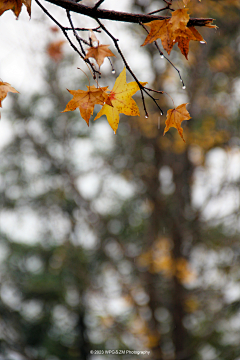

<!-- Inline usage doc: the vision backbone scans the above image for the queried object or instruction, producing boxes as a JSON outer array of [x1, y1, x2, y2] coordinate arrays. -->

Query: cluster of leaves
[[142, 8, 210, 59], [0, 0, 216, 141], [63, 67, 146, 134]]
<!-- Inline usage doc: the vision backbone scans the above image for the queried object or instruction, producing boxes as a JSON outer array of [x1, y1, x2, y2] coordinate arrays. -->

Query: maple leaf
[[169, 8, 190, 32], [0, 81, 19, 118], [174, 26, 205, 59], [188, 26, 206, 42], [142, 19, 174, 55], [62, 85, 109, 126], [142, 8, 207, 58], [84, 44, 115, 68], [173, 27, 199, 59], [94, 67, 147, 133], [0, 0, 31, 18], [163, 103, 191, 142]]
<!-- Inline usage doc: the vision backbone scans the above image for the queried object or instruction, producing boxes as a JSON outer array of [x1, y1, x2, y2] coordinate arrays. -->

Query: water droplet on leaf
[[200, 41, 205, 44]]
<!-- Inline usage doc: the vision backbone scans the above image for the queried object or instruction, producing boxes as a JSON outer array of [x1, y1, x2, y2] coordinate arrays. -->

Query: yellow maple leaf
[[163, 103, 191, 142], [0, 0, 31, 18], [62, 85, 109, 126], [0, 81, 19, 118], [94, 67, 147, 134], [85, 44, 115, 67]]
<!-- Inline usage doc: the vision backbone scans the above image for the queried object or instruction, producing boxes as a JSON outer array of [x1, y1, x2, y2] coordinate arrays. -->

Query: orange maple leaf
[[142, 19, 174, 55], [84, 44, 115, 68], [0, 0, 31, 18], [95, 67, 147, 133], [0, 81, 19, 118], [163, 103, 191, 142], [174, 26, 205, 59], [62, 85, 109, 126], [142, 8, 207, 58], [169, 8, 190, 32]]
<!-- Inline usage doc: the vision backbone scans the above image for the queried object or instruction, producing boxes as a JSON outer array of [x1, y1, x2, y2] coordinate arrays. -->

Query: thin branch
[[44, 0, 214, 27], [148, 0, 173, 15], [35, 0, 100, 77], [140, 22, 185, 88], [145, 88, 164, 94], [65, 26, 101, 32], [92, 0, 105, 10], [148, 7, 174, 15], [66, 10, 88, 51], [96, 19, 163, 116]]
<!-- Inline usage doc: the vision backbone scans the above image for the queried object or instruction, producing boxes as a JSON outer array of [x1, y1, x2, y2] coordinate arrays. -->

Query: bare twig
[[148, 7, 174, 15], [140, 22, 185, 88], [35, 0, 100, 77], [65, 26, 101, 32], [66, 10, 88, 51], [93, 0, 105, 10], [148, 0, 173, 15], [96, 19, 164, 116]]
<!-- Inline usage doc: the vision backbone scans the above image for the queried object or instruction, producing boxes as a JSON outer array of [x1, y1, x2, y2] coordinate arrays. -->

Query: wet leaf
[[95, 67, 147, 133], [163, 103, 191, 142], [62, 85, 109, 125]]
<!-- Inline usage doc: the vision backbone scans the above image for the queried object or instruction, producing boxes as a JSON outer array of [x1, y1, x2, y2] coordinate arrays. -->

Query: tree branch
[[43, 0, 214, 27]]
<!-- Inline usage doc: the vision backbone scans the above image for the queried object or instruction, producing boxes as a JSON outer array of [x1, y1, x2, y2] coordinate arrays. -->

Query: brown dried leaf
[[0, 0, 31, 18], [175, 26, 206, 59], [163, 103, 191, 142], [188, 26, 206, 42], [169, 8, 190, 32], [142, 7, 212, 59], [85, 44, 115, 68], [142, 19, 174, 55]]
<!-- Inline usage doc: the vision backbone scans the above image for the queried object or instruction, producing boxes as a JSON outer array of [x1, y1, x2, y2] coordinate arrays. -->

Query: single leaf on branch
[[163, 103, 191, 142], [62, 85, 110, 125], [0, 0, 31, 18], [95, 67, 147, 134], [142, 19, 174, 55], [0, 81, 19, 118], [84, 44, 115, 68]]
